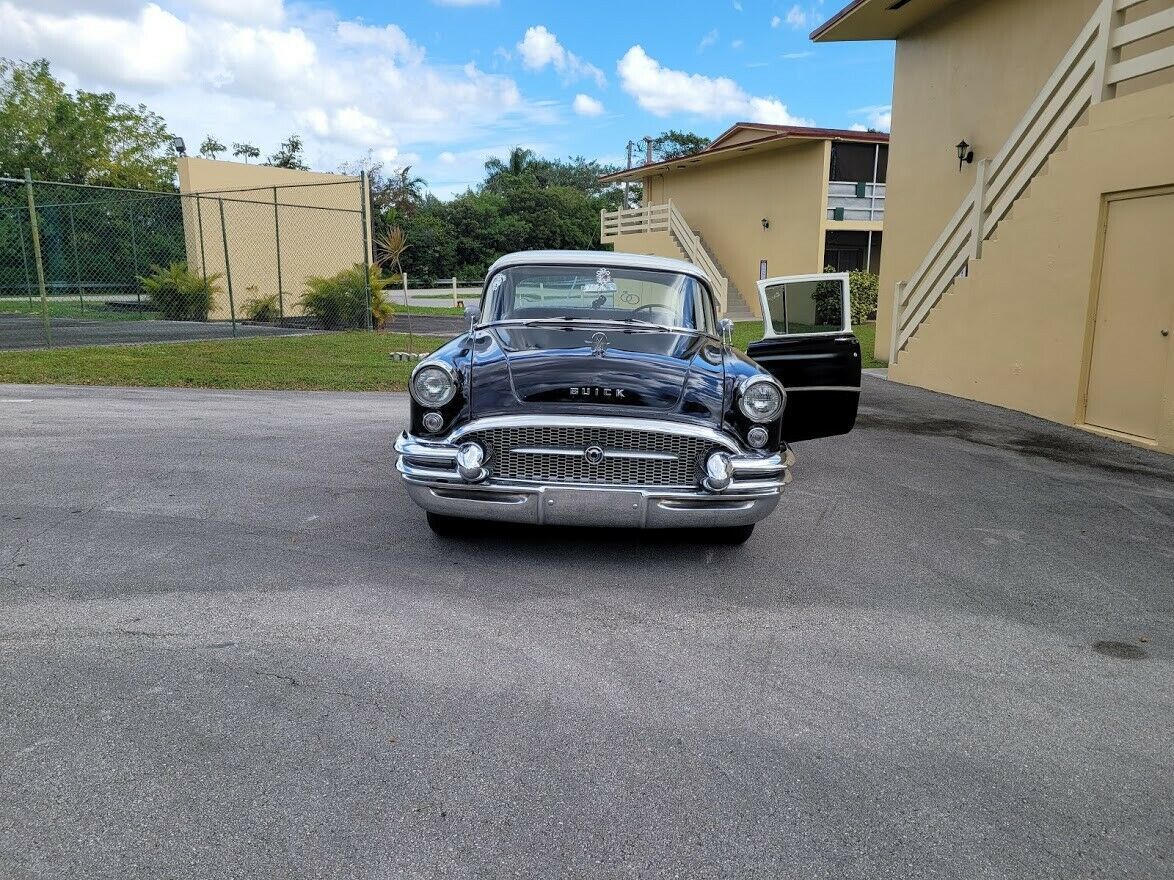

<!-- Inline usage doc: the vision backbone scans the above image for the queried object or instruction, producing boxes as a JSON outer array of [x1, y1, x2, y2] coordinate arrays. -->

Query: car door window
[[761, 275, 849, 336]]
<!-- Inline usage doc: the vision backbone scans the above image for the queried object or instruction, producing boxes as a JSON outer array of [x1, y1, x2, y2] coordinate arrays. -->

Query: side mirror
[[464, 303, 481, 335], [718, 318, 734, 348]]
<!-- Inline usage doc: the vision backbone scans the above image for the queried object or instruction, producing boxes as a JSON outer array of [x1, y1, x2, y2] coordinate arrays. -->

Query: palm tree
[[388, 166, 426, 216], [484, 147, 536, 179]]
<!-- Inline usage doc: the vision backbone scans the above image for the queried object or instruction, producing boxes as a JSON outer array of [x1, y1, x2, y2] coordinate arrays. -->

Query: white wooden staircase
[[600, 200, 759, 319], [890, 0, 1174, 364]]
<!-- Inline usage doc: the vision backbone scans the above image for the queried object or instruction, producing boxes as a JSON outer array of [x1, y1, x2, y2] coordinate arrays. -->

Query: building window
[[829, 143, 888, 184], [825, 230, 883, 274]]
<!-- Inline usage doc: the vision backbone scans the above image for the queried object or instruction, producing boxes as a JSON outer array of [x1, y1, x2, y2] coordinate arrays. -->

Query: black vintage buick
[[395, 250, 860, 543]]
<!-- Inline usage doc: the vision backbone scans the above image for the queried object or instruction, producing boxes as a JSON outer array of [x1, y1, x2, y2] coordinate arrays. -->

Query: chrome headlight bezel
[[410, 360, 458, 408], [737, 375, 785, 423]]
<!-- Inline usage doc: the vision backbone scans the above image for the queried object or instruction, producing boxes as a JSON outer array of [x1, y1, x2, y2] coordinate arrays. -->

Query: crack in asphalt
[[253, 669, 300, 686]]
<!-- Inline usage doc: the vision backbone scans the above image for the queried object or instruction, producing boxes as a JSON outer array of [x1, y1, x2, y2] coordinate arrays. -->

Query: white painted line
[[0, 399, 34, 403]]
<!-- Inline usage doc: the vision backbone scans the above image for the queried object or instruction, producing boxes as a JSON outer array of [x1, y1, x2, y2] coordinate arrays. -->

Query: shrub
[[138, 263, 222, 321], [847, 268, 879, 325], [243, 288, 281, 323], [300, 264, 392, 330], [815, 266, 880, 327]]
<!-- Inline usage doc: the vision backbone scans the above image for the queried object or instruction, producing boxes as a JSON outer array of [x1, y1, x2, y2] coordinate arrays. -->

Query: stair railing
[[600, 200, 730, 314], [890, 0, 1174, 364], [665, 201, 729, 315]]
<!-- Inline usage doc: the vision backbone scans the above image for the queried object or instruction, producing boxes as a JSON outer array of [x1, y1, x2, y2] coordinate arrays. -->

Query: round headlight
[[411, 363, 456, 407], [738, 377, 784, 423]]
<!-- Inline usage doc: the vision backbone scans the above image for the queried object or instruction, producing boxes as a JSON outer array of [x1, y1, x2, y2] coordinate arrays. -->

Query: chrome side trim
[[395, 435, 459, 461], [784, 385, 862, 393]]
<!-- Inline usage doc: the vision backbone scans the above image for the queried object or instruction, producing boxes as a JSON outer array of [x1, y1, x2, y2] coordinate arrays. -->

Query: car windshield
[[482, 265, 716, 333]]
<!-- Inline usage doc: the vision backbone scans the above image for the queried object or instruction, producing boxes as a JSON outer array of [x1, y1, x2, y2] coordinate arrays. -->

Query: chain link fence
[[0, 173, 375, 349]]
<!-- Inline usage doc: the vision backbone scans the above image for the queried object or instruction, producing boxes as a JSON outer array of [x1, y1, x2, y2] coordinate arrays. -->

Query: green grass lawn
[[0, 331, 448, 392], [0, 322, 884, 393], [395, 303, 467, 317], [733, 320, 885, 369]]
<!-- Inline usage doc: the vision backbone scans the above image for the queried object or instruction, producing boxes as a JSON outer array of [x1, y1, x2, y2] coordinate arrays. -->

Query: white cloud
[[188, 0, 282, 26], [0, 0, 552, 192], [732, 0, 742, 9], [617, 45, 813, 125], [698, 28, 718, 51], [0, 2, 193, 86], [572, 93, 603, 117], [515, 25, 605, 88], [785, 4, 808, 28], [730, 39, 744, 49], [851, 104, 892, 131], [770, 15, 781, 28], [782, 51, 814, 60], [334, 21, 423, 64]]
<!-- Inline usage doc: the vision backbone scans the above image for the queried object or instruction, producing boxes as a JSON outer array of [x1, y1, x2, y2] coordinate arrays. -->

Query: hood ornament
[[590, 331, 609, 358]]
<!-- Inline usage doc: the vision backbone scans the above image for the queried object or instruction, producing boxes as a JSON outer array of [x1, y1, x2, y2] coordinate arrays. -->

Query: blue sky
[[0, 0, 893, 197]]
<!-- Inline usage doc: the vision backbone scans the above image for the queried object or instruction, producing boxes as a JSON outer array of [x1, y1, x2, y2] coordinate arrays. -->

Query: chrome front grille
[[464, 425, 716, 487]]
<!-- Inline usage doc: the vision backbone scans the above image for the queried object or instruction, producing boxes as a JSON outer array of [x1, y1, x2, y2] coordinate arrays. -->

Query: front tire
[[709, 524, 755, 545], [426, 512, 466, 537]]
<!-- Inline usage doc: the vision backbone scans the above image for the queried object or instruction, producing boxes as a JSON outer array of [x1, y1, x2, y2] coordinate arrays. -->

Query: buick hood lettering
[[570, 387, 626, 399]]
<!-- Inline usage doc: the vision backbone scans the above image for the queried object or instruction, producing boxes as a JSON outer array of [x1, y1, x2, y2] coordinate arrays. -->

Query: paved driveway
[[0, 379, 1170, 879], [0, 314, 311, 350]]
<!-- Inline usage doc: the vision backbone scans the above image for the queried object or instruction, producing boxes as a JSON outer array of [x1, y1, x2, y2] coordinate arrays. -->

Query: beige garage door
[[1084, 190, 1174, 442]]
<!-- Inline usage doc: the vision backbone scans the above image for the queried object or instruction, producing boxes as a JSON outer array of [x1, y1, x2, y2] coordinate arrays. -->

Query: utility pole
[[624, 140, 636, 208], [644, 136, 654, 166]]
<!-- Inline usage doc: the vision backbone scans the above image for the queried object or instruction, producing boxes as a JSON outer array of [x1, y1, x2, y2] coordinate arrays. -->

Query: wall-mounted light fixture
[[171, 136, 187, 157], [761, 218, 770, 230], [956, 139, 974, 171]]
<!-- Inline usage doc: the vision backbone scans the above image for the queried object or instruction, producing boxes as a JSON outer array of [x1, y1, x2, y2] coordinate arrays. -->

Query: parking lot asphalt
[[0, 378, 1171, 879], [0, 314, 310, 350]]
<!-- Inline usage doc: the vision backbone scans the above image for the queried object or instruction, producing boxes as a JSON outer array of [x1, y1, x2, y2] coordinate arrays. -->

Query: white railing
[[600, 200, 730, 314], [890, 0, 1174, 363], [827, 181, 886, 221]]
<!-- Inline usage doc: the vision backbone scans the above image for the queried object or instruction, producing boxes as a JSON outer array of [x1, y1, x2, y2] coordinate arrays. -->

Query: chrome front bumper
[[394, 416, 793, 529]]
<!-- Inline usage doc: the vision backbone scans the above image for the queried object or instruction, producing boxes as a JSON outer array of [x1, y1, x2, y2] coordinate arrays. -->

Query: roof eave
[[811, 0, 962, 42], [597, 128, 889, 185]]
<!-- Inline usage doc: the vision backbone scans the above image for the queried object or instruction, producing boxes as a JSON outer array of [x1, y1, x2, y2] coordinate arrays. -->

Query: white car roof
[[485, 250, 711, 285]]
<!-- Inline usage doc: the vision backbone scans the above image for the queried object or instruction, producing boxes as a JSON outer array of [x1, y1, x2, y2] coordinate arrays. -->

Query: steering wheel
[[632, 303, 675, 319]]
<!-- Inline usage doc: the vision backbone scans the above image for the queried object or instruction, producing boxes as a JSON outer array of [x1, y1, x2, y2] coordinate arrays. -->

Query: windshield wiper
[[613, 317, 674, 332]]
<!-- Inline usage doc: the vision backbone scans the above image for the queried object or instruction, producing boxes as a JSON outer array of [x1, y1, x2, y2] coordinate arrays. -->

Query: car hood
[[469, 325, 727, 422]]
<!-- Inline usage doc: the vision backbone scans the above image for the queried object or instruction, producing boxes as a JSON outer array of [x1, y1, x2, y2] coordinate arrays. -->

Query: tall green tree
[[650, 130, 711, 162], [0, 57, 175, 189], [232, 142, 260, 163], [482, 151, 625, 212], [199, 135, 226, 159], [483, 147, 536, 181], [388, 166, 426, 216], [267, 134, 308, 170]]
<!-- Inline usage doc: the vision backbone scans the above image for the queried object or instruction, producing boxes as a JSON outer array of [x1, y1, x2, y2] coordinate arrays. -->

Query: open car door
[[745, 272, 861, 443]]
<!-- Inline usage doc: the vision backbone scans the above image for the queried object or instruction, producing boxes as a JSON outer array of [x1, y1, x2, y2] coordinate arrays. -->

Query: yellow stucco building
[[599, 125, 888, 319], [177, 157, 371, 321], [815, 0, 1174, 453]]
